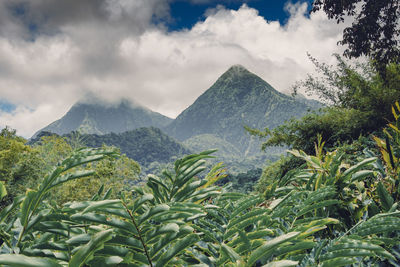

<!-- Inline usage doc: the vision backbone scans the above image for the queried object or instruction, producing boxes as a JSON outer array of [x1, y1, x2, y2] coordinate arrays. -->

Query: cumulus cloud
[[0, 0, 347, 137]]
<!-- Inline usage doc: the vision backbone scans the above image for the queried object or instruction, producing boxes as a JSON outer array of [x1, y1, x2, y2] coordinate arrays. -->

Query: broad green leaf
[[146, 223, 180, 243], [89, 256, 123, 266], [155, 233, 200, 267], [104, 256, 123, 265], [350, 170, 375, 182], [148, 175, 170, 192], [296, 200, 339, 217], [320, 257, 357, 267], [32, 242, 68, 251], [0, 181, 6, 200], [231, 196, 263, 218], [69, 229, 114, 267], [20, 189, 37, 228], [342, 157, 376, 178], [108, 235, 142, 250], [328, 239, 395, 260], [81, 199, 122, 214], [190, 188, 220, 202], [227, 208, 266, 229], [294, 218, 340, 232], [228, 230, 275, 248], [224, 214, 269, 240], [50, 170, 95, 189], [138, 204, 170, 225], [274, 240, 315, 257], [246, 232, 300, 267], [131, 253, 150, 264], [320, 248, 376, 261], [221, 243, 242, 263], [0, 195, 24, 223], [132, 193, 154, 213], [377, 182, 394, 211], [66, 234, 92, 245], [174, 180, 206, 201], [96, 245, 129, 257], [262, 260, 298, 267], [150, 225, 195, 259], [0, 254, 62, 267], [238, 230, 251, 250], [71, 213, 137, 234]]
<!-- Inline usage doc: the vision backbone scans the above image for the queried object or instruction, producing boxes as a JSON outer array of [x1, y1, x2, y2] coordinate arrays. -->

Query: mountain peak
[[225, 64, 250, 76], [166, 62, 317, 147], [33, 97, 172, 137]]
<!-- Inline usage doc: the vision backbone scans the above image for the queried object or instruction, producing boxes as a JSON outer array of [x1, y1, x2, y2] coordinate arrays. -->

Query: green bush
[[261, 107, 370, 154]]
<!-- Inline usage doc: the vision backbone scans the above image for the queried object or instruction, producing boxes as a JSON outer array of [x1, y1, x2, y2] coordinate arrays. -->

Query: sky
[[0, 0, 348, 138]]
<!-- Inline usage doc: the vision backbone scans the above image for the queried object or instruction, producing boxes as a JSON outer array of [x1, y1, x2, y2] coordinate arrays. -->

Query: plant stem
[[122, 201, 153, 267]]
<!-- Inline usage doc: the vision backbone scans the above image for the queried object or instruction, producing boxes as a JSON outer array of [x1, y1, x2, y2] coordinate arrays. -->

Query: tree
[[312, 0, 400, 68], [0, 127, 42, 207], [294, 54, 400, 129]]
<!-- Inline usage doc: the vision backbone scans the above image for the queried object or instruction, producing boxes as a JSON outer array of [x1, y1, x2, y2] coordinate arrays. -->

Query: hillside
[[68, 127, 191, 168], [183, 134, 241, 158], [33, 127, 191, 170], [33, 99, 172, 137], [165, 65, 319, 155]]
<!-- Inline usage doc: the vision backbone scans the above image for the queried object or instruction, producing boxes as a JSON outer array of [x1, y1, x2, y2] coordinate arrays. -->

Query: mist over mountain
[[165, 65, 319, 155], [33, 65, 320, 167], [33, 99, 172, 137]]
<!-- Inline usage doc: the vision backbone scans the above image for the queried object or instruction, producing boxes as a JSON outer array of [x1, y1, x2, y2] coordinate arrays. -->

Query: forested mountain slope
[[165, 65, 319, 155], [74, 127, 191, 168], [34, 127, 191, 168]]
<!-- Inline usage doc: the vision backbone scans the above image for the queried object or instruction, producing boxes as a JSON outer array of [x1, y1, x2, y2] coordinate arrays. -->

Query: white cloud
[[0, 1, 347, 138]]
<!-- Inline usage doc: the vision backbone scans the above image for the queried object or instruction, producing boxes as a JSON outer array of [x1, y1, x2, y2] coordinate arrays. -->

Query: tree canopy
[[312, 0, 400, 68]]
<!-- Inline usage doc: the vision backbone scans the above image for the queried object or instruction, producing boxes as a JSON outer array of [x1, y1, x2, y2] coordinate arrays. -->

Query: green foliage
[[1, 145, 399, 266], [28, 133, 141, 205], [53, 153, 140, 204], [312, 0, 400, 67], [371, 101, 400, 205], [294, 55, 400, 126], [255, 155, 304, 194], [260, 107, 369, 154], [218, 168, 262, 193], [0, 181, 6, 201], [0, 127, 43, 207]]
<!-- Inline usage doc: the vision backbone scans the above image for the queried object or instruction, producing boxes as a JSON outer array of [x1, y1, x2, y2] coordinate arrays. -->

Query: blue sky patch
[[0, 100, 16, 113], [168, 0, 313, 31]]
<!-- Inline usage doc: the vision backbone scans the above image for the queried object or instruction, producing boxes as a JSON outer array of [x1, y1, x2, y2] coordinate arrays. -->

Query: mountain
[[33, 99, 172, 137], [165, 65, 319, 155]]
